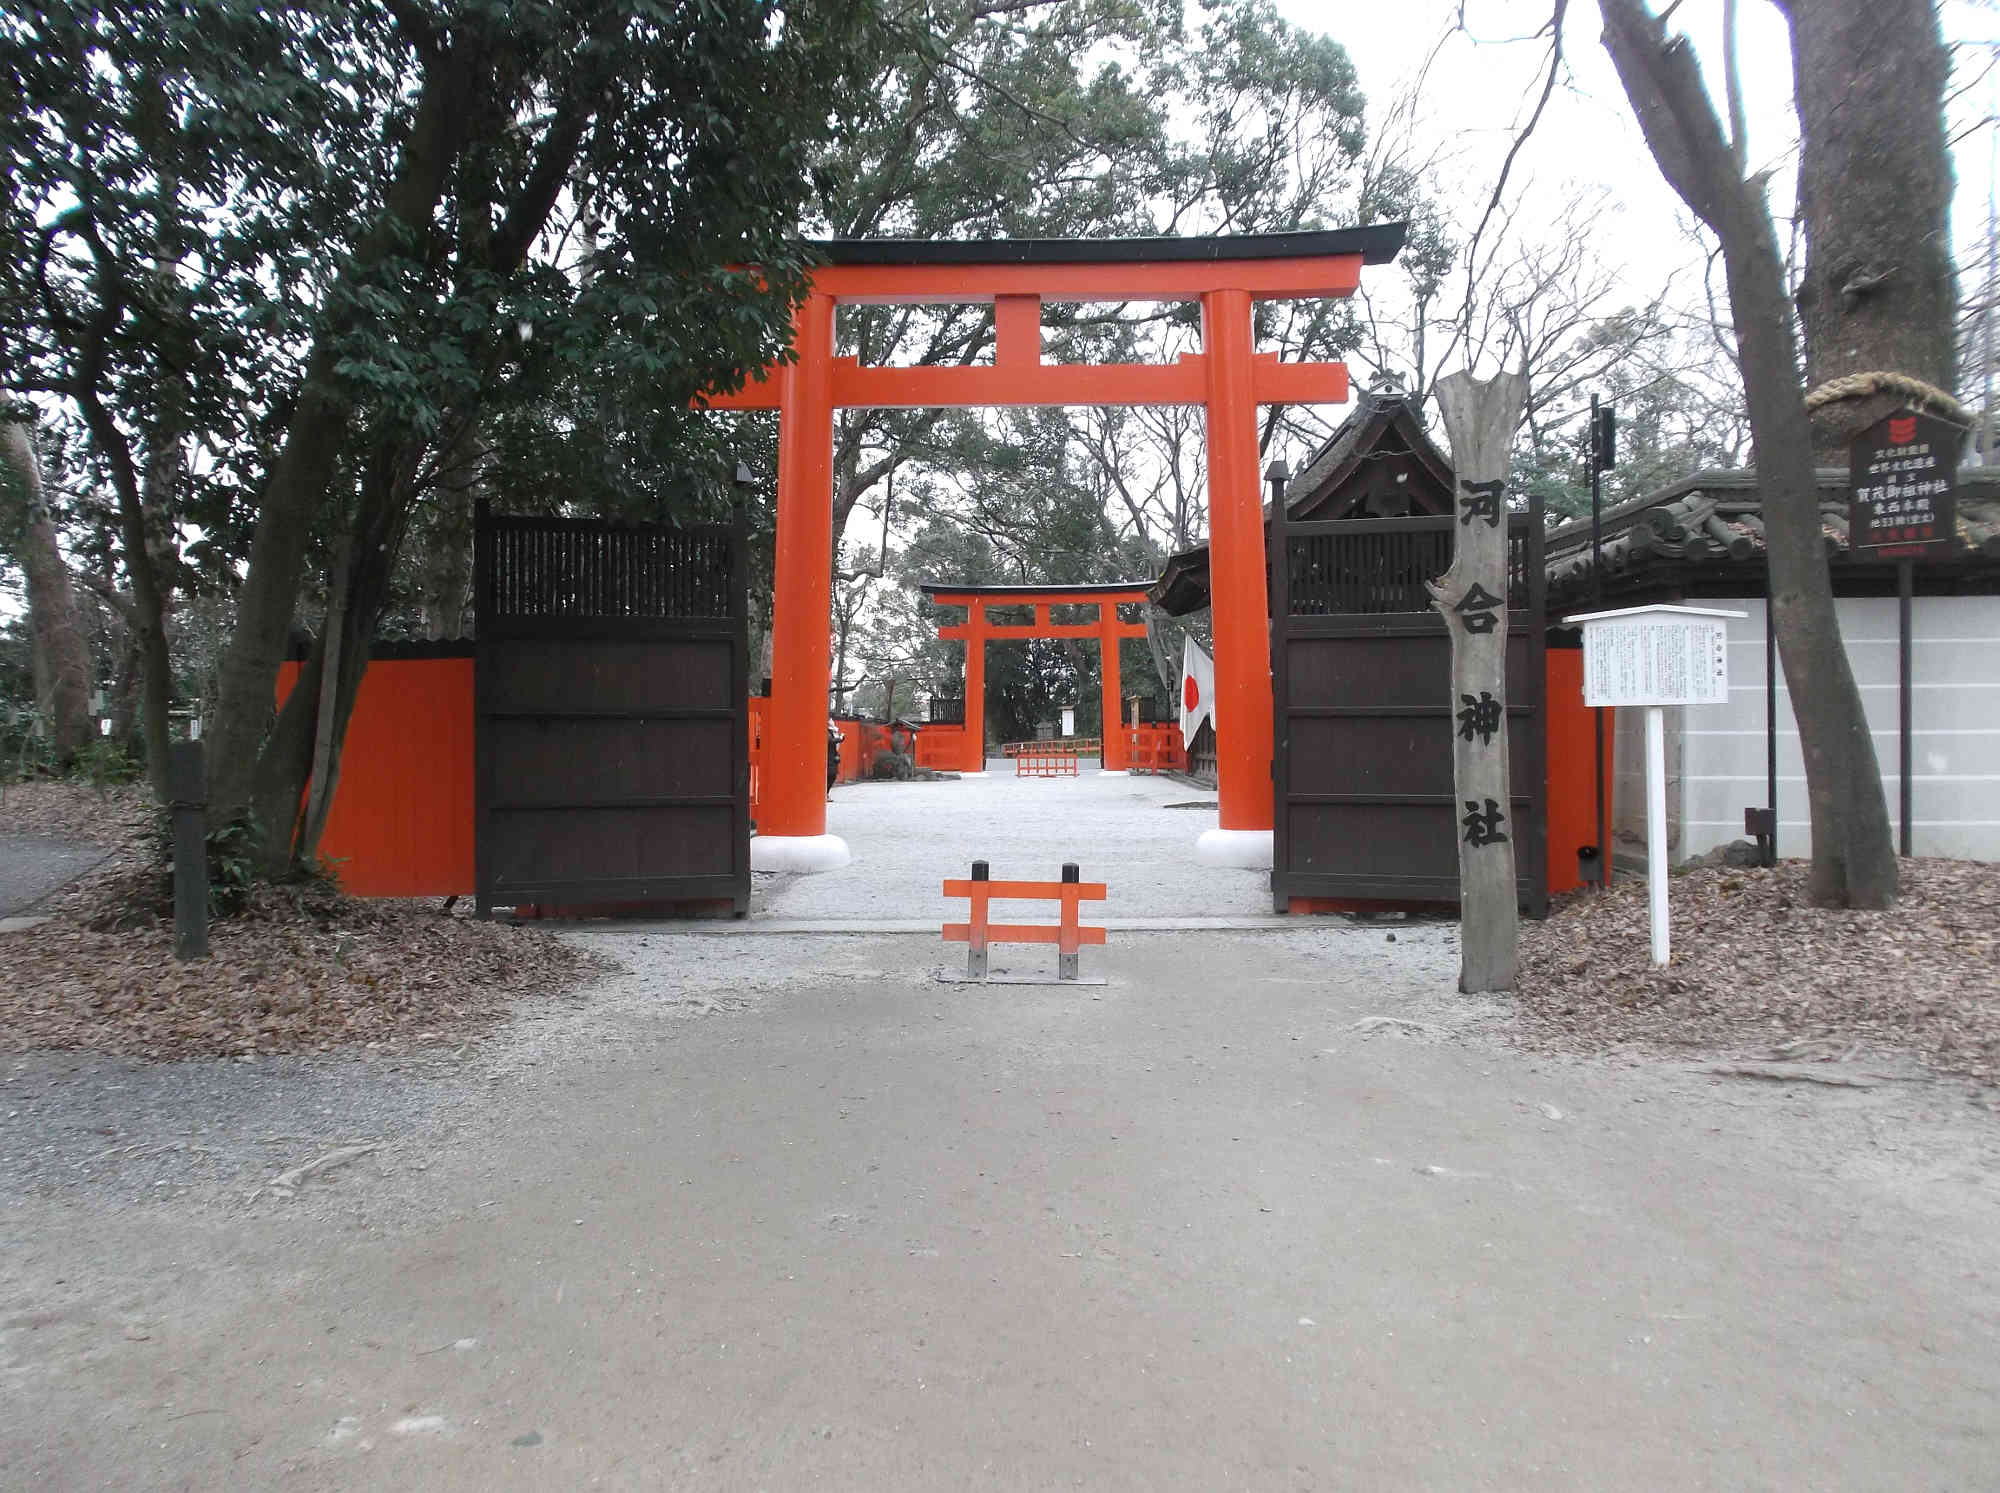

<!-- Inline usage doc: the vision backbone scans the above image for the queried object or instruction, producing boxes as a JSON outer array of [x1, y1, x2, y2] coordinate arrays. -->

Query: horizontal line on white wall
[[1727, 635, 2000, 646], [1689, 728, 2000, 736], [1693, 723, 1998, 733], [1720, 683, 2000, 693], [1685, 819, 2000, 830], [1687, 775, 2000, 787], [1748, 633, 2000, 642]]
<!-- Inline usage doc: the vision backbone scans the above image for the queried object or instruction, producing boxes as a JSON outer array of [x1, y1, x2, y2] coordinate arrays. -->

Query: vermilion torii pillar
[[922, 583, 1152, 773], [700, 228, 1404, 872]]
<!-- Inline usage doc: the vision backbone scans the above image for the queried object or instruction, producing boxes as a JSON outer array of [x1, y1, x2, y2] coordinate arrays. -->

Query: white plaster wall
[[1676, 595, 2000, 862], [1609, 697, 1681, 875]]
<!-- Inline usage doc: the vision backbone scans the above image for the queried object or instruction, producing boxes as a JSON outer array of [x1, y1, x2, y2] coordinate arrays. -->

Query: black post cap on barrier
[[1061, 862, 1079, 883], [971, 860, 989, 881]]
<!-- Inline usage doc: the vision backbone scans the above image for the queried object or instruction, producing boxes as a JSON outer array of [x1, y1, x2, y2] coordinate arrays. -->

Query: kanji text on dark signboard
[[1847, 407, 1962, 561]]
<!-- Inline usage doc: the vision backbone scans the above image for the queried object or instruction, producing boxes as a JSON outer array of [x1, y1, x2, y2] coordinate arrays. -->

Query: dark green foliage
[[199, 815, 259, 917], [71, 736, 140, 790]]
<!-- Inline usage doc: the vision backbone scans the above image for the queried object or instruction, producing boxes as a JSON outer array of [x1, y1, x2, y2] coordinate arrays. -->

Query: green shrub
[[71, 737, 140, 792]]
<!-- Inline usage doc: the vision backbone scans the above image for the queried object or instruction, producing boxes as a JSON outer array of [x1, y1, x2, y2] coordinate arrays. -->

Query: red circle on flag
[[1183, 676, 1200, 711]]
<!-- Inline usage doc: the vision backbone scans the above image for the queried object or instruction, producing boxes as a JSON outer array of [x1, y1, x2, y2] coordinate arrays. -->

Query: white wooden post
[[1645, 704, 1669, 963]]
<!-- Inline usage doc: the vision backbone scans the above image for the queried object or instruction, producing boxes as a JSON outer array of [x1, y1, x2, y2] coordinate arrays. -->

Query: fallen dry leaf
[[2, 785, 606, 1061], [1517, 860, 2000, 1085]]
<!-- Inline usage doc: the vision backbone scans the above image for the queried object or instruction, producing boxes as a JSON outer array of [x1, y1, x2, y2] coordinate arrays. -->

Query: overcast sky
[[1271, 0, 1994, 297]]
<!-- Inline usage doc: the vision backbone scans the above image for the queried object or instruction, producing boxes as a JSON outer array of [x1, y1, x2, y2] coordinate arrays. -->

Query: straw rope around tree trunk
[[1803, 370, 1969, 425]]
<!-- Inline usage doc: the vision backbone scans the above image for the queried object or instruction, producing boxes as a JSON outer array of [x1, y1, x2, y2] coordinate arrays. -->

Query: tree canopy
[[4, 0, 881, 859]]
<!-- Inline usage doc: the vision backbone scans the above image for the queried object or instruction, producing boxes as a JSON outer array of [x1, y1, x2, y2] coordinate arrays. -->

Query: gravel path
[[759, 762, 1268, 922], [4, 925, 1998, 1488], [0, 833, 109, 917]]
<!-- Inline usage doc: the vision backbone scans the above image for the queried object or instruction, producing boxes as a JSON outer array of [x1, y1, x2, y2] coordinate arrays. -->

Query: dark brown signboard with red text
[[1848, 408, 1962, 561]]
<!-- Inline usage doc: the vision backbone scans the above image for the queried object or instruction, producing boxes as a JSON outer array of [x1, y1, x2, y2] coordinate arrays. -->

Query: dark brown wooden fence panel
[[475, 503, 749, 915], [1270, 508, 1546, 913]]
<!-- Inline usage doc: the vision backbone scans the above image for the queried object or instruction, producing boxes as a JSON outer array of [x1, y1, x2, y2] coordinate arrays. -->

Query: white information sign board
[[1565, 605, 1746, 967], [1574, 605, 1738, 708]]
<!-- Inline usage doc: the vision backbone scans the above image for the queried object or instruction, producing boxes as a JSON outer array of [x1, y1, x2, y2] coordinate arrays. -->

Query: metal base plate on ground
[[933, 968, 1108, 986]]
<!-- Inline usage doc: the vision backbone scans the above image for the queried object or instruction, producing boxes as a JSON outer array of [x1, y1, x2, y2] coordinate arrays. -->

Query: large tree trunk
[[0, 422, 94, 762], [1784, 0, 1957, 461], [130, 428, 184, 794], [71, 387, 176, 799], [1601, 0, 1898, 909], [205, 50, 473, 832], [413, 426, 486, 639], [254, 437, 422, 874], [1430, 370, 1527, 993]]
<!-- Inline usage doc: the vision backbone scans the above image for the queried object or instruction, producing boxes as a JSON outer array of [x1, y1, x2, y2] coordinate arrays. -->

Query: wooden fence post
[[967, 860, 989, 979], [1058, 862, 1081, 981], [1431, 371, 1529, 993], [168, 739, 209, 961]]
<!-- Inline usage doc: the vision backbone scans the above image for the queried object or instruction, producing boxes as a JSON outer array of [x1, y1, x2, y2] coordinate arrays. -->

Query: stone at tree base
[[1694, 839, 1764, 870], [871, 751, 915, 781]]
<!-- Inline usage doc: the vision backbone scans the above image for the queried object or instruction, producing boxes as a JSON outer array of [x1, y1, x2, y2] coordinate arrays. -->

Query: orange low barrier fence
[[1002, 738, 1102, 777], [941, 860, 1107, 983], [1013, 743, 1077, 777], [1000, 737, 1100, 758], [1125, 724, 1184, 774]]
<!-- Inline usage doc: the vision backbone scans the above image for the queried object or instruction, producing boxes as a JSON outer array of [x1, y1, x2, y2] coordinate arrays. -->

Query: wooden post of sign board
[[1430, 371, 1529, 994]]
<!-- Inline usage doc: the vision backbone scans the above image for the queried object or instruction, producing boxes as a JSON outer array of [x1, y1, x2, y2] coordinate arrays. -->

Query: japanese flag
[[1180, 635, 1215, 748]]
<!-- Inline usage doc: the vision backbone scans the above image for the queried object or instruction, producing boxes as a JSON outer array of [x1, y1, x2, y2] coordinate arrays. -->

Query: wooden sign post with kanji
[[1430, 370, 1528, 994]]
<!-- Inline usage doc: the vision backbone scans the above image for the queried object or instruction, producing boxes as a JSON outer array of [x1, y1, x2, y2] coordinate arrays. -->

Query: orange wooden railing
[[748, 696, 767, 817], [1125, 724, 1185, 774], [1009, 741, 1080, 776], [1000, 737, 1101, 758], [942, 861, 1107, 981]]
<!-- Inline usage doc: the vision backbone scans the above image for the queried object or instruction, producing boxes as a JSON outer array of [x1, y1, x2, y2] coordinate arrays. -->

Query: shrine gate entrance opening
[[700, 226, 1406, 872], [919, 582, 1152, 773]]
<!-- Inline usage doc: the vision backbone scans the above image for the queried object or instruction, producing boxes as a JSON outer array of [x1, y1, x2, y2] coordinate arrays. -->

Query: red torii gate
[[921, 582, 1151, 773], [701, 227, 1404, 871]]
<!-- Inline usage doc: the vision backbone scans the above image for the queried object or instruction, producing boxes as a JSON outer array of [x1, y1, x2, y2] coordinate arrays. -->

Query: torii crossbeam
[[701, 227, 1405, 872]]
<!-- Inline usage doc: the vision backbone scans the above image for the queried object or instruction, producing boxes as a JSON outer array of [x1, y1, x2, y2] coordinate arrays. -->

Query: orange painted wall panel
[[914, 726, 965, 771], [276, 658, 476, 898], [1544, 648, 1613, 895], [829, 718, 896, 783]]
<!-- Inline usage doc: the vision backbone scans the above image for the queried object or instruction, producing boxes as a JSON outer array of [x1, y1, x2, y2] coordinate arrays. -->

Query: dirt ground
[[4, 924, 1997, 1490]]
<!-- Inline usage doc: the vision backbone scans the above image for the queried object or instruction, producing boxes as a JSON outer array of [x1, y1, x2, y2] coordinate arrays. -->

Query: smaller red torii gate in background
[[922, 582, 1150, 773]]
